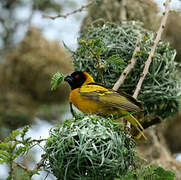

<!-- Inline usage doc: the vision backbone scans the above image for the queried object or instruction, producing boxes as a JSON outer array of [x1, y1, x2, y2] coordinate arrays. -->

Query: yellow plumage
[[66, 72, 145, 138]]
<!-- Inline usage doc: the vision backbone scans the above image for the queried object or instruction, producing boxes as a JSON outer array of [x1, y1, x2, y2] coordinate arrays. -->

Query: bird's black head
[[65, 71, 86, 90]]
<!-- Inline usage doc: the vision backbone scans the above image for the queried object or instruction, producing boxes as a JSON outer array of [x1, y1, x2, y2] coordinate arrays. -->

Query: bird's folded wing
[[79, 85, 141, 112]]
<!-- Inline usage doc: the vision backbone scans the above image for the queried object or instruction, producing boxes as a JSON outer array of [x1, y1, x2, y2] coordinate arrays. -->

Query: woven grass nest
[[73, 22, 180, 120], [44, 114, 135, 179]]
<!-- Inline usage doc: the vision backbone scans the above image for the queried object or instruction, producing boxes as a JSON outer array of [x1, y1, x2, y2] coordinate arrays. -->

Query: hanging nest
[[44, 114, 135, 180], [81, 0, 160, 32], [0, 27, 73, 130], [73, 22, 180, 120]]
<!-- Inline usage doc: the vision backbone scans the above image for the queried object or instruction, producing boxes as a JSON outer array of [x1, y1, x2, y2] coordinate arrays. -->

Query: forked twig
[[133, 0, 171, 99], [113, 39, 140, 91], [33, 154, 46, 170], [43, 1, 94, 20]]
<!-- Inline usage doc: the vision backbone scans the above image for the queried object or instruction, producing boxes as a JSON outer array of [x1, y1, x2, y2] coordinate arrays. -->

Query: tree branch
[[42, 1, 94, 20], [113, 39, 140, 91], [33, 154, 46, 171], [120, 0, 127, 22], [15, 154, 46, 178], [133, 0, 171, 99], [30, 138, 47, 143], [15, 162, 28, 171]]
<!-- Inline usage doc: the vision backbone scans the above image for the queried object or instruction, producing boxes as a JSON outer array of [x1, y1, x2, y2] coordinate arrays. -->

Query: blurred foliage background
[[0, 0, 181, 179], [0, 0, 75, 138], [0, 0, 62, 56]]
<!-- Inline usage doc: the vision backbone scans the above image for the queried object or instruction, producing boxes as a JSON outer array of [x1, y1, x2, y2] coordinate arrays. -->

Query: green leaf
[[0, 160, 5, 164], [51, 72, 65, 91], [78, 39, 86, 45], [94, 48, 102, 57], [170, 9, 178, 13], [0, 142, 10, 150], [134, 50, 143, 57], [116, 165, 176, 180], [5, 130, 21, 142], [107, 54, 126, 66], [154, 166, 176, 180], [0, 150, 10, 163]]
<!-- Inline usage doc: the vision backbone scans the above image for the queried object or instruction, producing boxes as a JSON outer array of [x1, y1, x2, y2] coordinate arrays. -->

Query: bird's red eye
[[75, 74, 79, 79]]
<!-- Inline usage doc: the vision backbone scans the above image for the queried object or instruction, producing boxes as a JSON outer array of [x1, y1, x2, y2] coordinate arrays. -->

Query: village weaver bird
[[65, 71, 159, 139]]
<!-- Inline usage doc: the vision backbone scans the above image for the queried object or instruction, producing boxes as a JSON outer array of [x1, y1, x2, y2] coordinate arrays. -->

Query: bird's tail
[[131, 116, 161, 139], [124, 114, 147, 140]]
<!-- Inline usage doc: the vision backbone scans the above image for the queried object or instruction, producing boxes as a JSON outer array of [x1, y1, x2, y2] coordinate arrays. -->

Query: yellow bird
[[65, 71, 148, 138]]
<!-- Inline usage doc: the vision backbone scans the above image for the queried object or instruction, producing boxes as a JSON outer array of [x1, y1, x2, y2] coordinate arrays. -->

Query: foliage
[[44, 114, 136, 180], [0, 116, 176, 180], [0, 126, 43, 179], [115, 165, 176, 180], [73, 22, 180, 120], [51, 72, 65, 91], [0, 126, 30, 164]]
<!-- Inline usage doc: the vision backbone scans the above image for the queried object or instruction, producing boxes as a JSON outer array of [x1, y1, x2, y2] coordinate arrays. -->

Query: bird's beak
[[64, 74, 73, 84]]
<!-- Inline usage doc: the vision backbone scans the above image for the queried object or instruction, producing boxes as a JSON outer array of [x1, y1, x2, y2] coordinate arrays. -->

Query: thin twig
[[27, 0, 38, 29], [15, 154, 46, 178], [29, 154, 46, 178], [81, 41, 104, 84], [30, 138, 47, 143], [9, 161, 14, 179], [33, 154, 46, 170], [88, 46, 104, 84], [16, 138, 47, 145], [149, 129, 172, 161], [120, 0, 127, 22], [15, 162, 28, 171], [113, 39, 140, 91], [133, 0, 171, 99], [42, 1, 94, 20]]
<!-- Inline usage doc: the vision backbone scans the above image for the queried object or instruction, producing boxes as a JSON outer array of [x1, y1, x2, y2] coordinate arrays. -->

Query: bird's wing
[[117, 90, 143, 110], [79, 84, 141, 112], [80, 84, 146, 139]]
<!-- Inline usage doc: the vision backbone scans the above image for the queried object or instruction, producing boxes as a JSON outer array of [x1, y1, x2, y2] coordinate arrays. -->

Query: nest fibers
[[44, 114, 135, 179], [73, 22, 180, 120]]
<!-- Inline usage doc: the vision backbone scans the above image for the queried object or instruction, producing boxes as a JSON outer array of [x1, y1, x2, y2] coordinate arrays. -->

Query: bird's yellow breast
[[69, 88, 113, 114]]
